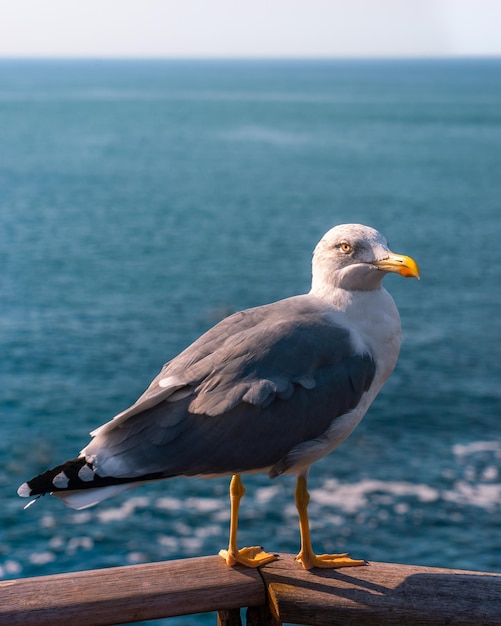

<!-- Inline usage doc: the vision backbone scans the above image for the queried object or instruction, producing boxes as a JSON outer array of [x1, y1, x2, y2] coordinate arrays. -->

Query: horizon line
[[0, 54, 500, 61]]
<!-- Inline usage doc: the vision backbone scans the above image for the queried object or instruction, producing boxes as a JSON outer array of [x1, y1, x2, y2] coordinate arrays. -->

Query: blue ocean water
[[0, 59, 500, 623]]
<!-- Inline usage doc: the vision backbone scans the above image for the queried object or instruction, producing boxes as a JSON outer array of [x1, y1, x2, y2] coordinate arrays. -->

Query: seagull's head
[[311, 223, 420, 294]]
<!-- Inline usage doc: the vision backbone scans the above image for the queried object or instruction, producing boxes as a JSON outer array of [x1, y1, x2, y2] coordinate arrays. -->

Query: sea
[[0, 59, 500, 625]]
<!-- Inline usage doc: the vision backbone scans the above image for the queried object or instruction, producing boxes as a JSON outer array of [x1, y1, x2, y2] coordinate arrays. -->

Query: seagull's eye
[[339, 242, 352, 254]]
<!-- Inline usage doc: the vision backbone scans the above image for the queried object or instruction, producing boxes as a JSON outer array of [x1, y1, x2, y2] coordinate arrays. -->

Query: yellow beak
[[375, 252, 420, 279]]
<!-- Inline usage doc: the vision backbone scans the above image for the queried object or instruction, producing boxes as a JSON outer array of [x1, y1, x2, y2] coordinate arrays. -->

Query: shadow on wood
[[260, 555, 501, 625]]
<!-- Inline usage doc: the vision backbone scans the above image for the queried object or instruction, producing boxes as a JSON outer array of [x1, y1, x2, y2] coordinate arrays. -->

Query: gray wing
[[83, 295, 376, 479]]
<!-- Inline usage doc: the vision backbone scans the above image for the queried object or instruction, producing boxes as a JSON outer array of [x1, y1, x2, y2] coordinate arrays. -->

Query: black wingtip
[[18, 457, 88, 497]]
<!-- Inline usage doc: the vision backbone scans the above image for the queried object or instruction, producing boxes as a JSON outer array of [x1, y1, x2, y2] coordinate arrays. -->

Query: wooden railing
[[1, 554, 500, 625]]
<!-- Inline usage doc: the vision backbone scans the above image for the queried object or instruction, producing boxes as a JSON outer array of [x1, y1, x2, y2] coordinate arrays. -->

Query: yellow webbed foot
[[296, 550, 368, 570], [294, 475, 368, 570], [219, 546, 278, 568]]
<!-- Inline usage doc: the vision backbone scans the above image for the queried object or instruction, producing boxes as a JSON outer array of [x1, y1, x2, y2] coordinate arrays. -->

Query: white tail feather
[[51, 482, 145, 510]]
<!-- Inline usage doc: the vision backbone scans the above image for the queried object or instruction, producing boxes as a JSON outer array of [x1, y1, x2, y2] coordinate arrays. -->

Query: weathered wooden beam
[[260, 555, 501, 625], [2, 554, 500, 625], [0, 556, 265, 626]]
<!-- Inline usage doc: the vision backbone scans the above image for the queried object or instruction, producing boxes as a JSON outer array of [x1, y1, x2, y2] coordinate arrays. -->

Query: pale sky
[[0, 0, 499, 58]]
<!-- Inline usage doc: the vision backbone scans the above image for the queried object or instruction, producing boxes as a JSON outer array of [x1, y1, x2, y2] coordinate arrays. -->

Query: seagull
[[18, 224, 419, 570]]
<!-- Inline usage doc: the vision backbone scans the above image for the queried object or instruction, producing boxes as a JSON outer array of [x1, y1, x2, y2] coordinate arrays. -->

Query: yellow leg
[[295, 475, 368, 570], [219, 474, 278, 568]]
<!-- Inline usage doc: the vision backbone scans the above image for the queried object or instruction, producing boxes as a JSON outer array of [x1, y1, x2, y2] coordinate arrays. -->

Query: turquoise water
[[1, 59, 500, 623]]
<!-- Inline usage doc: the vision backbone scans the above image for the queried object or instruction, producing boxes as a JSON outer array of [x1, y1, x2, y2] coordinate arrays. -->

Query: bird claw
[[295, 551, 368, 570], [219, 546, 278, 568]]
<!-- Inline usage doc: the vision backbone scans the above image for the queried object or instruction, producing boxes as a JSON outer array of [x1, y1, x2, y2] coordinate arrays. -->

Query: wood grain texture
[[260, 555, 501, 625], [2, 554, 500, 625], [0, 556, 264, 626]]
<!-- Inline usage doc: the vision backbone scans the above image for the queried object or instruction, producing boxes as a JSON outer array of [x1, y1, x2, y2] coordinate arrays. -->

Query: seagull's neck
[[308, 285, 341, 310], [309, 282, 373, 312]]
